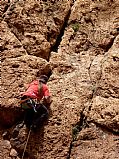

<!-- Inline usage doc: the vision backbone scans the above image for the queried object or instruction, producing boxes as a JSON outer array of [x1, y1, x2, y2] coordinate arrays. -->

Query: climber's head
[[39, 75, 48, 84]]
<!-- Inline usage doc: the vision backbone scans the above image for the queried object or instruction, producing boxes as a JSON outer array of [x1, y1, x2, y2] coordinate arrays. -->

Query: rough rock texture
[[0, 0, 10, 23], [0, 138, 20, 159], [0, 0, 71, 126], [70, 124, 119, 159], [0, 0, 119, 159], [0, 140, 11, 159], [84, 35, 119, 132], [60, 0, 119, 158], [4, 0, 71, 60], [0, 20, 51, 126], [49, 0, 119, 158], [1, 53, 51, 126]]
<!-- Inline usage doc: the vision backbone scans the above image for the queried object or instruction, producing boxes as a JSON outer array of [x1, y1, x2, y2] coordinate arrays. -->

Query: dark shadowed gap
[[2, 0, 15, 19], [104, 37, 115, 52], [51, 9, 71, 53], [67, 109, 88, 159], [3, 4, 10, 13]]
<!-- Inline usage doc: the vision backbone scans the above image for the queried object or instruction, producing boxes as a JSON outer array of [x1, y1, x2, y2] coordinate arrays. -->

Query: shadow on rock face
[[9, 106, 52, 159], [0, 107, 24, 128], [9, 123, 46, 159]]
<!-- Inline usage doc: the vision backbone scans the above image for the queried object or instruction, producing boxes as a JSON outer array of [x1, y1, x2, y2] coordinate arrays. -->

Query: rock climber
[[20, 75, 51, 131]]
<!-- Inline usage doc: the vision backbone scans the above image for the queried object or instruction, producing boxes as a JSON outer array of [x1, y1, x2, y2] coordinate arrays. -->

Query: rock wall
[[0, 0, 71, 126], [0, 0, 119, 159]]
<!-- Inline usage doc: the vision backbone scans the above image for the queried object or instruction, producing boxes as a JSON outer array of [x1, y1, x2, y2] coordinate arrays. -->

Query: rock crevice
[[0, 0, 119, 158]]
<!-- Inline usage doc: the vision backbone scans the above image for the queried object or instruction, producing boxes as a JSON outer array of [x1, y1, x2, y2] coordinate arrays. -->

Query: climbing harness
[[21, 126, 32, 159], [20, 97, 37, 112]]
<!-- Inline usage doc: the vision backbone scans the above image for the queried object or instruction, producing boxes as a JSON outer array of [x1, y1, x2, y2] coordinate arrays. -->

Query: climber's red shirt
[[22, 80, 50, 100]]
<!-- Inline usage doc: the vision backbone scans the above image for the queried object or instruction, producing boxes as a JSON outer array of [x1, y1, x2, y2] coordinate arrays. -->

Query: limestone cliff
[[0, 0, 119, 159]]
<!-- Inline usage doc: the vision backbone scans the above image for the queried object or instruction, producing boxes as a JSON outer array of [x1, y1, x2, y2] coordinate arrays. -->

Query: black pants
[[24, 103, 49, 129]]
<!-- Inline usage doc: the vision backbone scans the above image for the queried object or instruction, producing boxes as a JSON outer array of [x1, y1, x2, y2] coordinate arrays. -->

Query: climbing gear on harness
[[20, 97, 37, 112], [20, 97, 31, 109]]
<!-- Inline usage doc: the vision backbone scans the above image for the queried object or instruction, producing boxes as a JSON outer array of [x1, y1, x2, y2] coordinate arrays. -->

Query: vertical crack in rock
[[51, 9, 71, 52], [1, 0, 119, 158], [67, 108, 88, 159], [66, 35, 119, 159], [88, 34, 117, 102], [88, 34, 117, 95], [3, 0, 74, 61]]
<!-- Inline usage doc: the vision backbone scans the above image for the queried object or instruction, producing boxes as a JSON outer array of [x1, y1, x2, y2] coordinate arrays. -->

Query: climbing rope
[[21, 126, 32, 159]]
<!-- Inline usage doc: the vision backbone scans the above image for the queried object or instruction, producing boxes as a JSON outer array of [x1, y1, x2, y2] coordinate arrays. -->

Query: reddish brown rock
[[0, 140, 12, 159], [97, 35, 119, 99], [0, 21, 27, 59], [86, 96, 119, 132], [0, 0, 10, 22], [1, 55, 51, 126], [4, 0, 72, 60], [0, 0, 119, 158], [84, 35, 119, 133], [0, 21, 52, 126], [48, 0, 119, 158], [70, 125, 119, 159]]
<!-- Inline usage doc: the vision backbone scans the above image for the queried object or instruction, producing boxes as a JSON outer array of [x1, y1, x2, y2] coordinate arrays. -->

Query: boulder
[[0, 140, 12, 159]]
